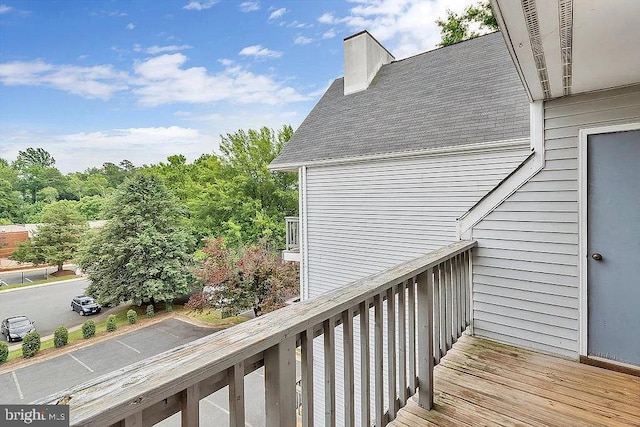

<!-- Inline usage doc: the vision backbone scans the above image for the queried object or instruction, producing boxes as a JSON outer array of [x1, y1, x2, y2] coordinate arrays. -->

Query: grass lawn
[[0, 274, 80, 292], [2, 304, 248, 365], [173, 305, 248, 327]]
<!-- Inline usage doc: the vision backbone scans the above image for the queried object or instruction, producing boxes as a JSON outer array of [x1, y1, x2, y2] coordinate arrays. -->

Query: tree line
[[1, 125, 299, 315]]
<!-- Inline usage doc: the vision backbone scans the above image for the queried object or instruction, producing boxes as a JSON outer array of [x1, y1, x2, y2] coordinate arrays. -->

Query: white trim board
[[458, 101, 544, 238], [269, 137, 530, 172], [577, 122, 640, 357], [299, 165, 310, 301]]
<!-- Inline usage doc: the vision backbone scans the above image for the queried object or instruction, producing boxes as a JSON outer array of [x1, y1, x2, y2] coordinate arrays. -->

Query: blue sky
[[0, 0, 473, 173]]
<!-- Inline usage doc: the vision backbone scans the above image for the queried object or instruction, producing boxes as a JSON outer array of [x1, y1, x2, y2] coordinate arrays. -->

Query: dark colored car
[[71, 296, 102, 316], [1, 316, 36, 342]]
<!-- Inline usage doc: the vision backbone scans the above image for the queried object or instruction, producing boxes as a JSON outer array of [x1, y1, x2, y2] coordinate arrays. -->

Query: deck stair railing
[[41, 240, 475, 427], [285, 216, 299, 251]]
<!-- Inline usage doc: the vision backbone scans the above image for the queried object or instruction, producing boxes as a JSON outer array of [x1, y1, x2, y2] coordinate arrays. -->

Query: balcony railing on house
[[283, 216, 300, 262], [40, 240, 475, 427]]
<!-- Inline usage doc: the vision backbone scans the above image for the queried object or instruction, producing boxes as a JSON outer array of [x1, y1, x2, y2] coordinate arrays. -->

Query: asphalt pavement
[[1, 318, 217, 404], [0, 266, 68, 286], [0, 278, 113, 338]]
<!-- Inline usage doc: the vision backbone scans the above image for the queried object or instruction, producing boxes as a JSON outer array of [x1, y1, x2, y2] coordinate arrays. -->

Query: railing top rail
[[284, 216, 299, 221], [39, 240, 476, 427]]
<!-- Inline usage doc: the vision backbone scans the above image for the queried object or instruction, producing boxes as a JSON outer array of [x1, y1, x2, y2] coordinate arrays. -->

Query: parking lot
[[0, 318, 218, 404]]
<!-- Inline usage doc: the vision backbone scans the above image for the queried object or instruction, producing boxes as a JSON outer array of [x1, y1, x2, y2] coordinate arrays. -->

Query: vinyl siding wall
[[304, 143, 530, 426], [471, 85, 640, 358]]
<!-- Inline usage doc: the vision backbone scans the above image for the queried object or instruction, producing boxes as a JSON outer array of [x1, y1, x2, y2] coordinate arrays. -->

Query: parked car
[[1, 316, 36, 342], [71, 296, 102, 316]]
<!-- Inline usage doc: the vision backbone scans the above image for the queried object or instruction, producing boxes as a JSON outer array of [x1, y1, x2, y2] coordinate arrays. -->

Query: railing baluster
[[465, 250, 472, 328], [408, 277, 416, 396], [432, 265, 441, 365], [265, 336, 296, 427], [457, 254, 464, 335], [301, 328, 314, 427], [374, 293, 384, 427], [397, 281, 407, 406], [343, 309, 355, 427], [324, 318, 336, 427], [386, 285, 397, 421], [444, 260, 452, 350], [461, 251, 468, 328], [417, 270, 434, 410], [452, 255, 458, 338], [439, 266, 447, 359], [229, 362, 245, 427], [123, 412, 142, 427], [359, 301, 370, 427], [181, 383, 200, 427]]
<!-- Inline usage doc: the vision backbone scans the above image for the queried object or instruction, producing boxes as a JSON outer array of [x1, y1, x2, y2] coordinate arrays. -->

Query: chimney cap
[[343, 30, 395, 60]]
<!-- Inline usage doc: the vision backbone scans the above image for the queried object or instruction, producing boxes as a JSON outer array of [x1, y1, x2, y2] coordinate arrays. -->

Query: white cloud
[[183, 0, 218, 11], [239, 1, 260, 12], [294, 36, 313, 45], [287, 20, 311, 28], [321, 0, 482, 59], [145, 44, 192, 54], [322, 29, 336, 39], [0, 4, 12, 13], [238, 45, 282, 59], [318, 12, 335, 24], [0, 127, 216, 173], [132, 53, 308, 106], [268, 7, 286, 20], [0, 60, 128, 99], [126, 22, 135, 30]]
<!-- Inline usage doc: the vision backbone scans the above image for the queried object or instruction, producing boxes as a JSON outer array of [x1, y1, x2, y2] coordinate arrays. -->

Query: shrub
[[54, 326, 68, 348], [146, 304, 155, 318], [127, 309, 137, 324], [82, 320, 96, 339], [165, 301, 173, 312], [185, 291, 209, 311], [106, 314, 117, 332], [22, 332, 41, 358], [0, 341, 8, 364]]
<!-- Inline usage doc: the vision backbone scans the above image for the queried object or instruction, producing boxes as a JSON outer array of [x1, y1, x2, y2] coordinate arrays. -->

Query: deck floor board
[[389, 335, 640, 427]]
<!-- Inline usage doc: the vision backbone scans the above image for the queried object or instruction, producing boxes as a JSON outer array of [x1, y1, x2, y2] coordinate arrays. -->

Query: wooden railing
[[40, 240, 475, 427], [285, 216, 299, 251]]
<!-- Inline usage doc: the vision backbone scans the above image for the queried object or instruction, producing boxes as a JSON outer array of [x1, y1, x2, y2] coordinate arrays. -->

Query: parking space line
[[154, 327, 180, 339], [11, 371, 24, 400], [69, 354, 94, 372], [203, 397, 254, 427], [115, 339, 141, 354]]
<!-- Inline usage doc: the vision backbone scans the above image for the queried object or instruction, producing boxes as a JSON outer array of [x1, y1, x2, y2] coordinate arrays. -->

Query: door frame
[[578, 122, 640, 357]]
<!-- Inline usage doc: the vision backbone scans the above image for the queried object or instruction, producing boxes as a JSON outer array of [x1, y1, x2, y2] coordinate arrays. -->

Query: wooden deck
[[391, 334, 640, 427]]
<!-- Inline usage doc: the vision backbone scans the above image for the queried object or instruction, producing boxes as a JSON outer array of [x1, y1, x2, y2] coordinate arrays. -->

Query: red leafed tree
[[190, 237, 299, 315]]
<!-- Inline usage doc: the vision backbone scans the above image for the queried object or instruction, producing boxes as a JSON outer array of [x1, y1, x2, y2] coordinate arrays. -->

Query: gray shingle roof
[[271, 32, 530, 169]]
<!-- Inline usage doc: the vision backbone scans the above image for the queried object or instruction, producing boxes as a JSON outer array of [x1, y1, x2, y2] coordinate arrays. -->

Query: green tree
[[77, 173, 194, 306], [436, 1, 498, 47], [14, 148, 55, 169], [12, 201, 88, 271], [192, 125, 298, 246], [0, 158, 23, 222], [13, 148, 65, 204]]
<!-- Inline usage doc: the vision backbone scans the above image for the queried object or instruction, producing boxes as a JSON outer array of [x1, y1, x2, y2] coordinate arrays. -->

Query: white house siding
[[303, 143, 530, 426], [471, 85, 640, 358]]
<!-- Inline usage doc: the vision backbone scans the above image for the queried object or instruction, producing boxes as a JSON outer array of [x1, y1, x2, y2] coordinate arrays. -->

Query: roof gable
[[271, 32, 530, 170]]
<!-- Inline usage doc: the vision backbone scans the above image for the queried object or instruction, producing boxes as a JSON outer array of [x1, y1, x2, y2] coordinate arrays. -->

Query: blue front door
[[587, 129, 640, 367]]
